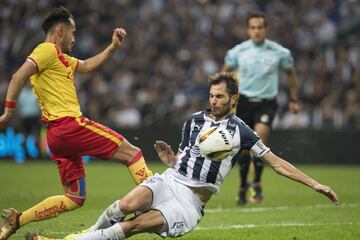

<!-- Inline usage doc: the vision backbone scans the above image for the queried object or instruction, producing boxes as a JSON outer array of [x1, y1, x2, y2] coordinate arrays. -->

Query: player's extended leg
[[51, 186, 155, 240], [64, 210, 164, 240], [236, 150, 251, 206], [250, 122, 270, 203], [111, 139, 153, 184], [87, 185, 152, 232], [0, 178, 85, 240]]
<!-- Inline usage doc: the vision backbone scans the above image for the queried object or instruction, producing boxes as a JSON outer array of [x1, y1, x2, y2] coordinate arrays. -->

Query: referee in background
[[221, 11, 299, 206]]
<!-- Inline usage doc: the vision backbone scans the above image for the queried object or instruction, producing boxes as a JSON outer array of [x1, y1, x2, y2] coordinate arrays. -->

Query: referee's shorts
[[236, 94, 278, 129]]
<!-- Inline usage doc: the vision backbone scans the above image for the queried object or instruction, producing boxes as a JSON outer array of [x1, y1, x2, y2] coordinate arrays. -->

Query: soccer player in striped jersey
[[30, 73, 338, 240], [0, 6, 152, 240]]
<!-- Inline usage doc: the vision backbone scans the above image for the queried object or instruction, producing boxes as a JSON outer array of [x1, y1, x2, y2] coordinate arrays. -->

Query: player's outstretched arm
[[261, 151, 339, 204], [154, 140, 177, 168], [76, 28, 127, 73], [0, 61, 37, 128]]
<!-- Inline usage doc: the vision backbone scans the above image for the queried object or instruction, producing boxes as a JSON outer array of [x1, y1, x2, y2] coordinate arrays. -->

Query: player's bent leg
[[0, 195, 81, 240], [62, 187, 155, 240], [121, 210, 165, 238], [68, 210, 164, 240], [88, 186, 153, 232], [20, 178, 85, 226], [111, 139, 153, 184]]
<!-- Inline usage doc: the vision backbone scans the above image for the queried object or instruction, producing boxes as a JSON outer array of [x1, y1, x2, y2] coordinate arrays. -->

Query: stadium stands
[[0, 0, 359, 129]]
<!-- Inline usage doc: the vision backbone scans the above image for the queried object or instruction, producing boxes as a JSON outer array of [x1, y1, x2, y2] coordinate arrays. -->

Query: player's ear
[[230, 94, 237, 107], [56, 24, 65, 38]]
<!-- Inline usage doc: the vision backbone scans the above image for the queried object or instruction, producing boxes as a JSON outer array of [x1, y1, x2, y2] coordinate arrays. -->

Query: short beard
[[212, 103, 232, 119], [61, 42, 71, 54]]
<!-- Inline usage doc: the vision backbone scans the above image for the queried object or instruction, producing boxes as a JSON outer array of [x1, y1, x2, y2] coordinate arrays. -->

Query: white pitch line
[[12, 203, 360, 237], [14, 221, 360, 237], [195, 221, 360, 231], [205, 203, 360, 213]]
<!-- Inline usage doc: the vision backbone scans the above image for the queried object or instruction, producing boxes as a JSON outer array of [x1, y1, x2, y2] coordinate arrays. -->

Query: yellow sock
[[127, 152, 153, 184], [19, 195, 80, 226]]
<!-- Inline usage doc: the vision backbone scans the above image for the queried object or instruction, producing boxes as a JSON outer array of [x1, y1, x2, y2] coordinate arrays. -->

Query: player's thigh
[[54, 155, 85, 191], [120, 186, 153, 214], [122, 210, 165, 237]]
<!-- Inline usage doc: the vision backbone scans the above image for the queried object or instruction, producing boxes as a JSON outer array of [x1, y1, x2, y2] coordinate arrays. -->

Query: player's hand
[[154, 140, 176, 167], [289, 101, 299, 114], [111, 28, 127, 49], [314, 184, 339, 204], [0, 109, 14, 129]]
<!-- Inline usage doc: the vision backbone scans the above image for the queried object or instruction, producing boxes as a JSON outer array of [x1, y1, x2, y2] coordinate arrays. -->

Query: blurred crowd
[[0, 0, 359, 131]]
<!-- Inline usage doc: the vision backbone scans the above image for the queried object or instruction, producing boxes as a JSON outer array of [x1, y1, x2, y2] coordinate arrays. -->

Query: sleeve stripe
[[75, 59, 80, 71], [26, 57, 39, 71]]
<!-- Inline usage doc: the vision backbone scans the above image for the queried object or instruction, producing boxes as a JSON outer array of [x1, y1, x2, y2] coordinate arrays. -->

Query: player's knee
[[112, 141, 141, 165], [66, 194, 86, 207], [118, 199, 136, 214]]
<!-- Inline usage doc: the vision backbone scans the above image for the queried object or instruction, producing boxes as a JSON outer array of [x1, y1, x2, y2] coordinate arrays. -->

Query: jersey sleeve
[[279, 49, 294, 71], [178, 118, 192, 152], [224, 46, 239, 69], [239, 122, 260, 150], [27, 43, 57, 72], [239, 121, 270, 157], [64, 54, 79, 72]]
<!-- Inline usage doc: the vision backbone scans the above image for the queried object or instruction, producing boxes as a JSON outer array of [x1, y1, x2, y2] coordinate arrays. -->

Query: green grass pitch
[[0, 161, 359, 240]]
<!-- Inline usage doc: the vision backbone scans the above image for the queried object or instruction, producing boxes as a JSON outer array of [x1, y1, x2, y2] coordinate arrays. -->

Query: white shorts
[[140, 172, 205, 238]]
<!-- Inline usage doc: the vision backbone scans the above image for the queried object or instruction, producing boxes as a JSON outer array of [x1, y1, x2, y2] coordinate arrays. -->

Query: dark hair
[[42, 6, 73, 34], [246, 11, 267, 27], [208, 72, 239, 96]]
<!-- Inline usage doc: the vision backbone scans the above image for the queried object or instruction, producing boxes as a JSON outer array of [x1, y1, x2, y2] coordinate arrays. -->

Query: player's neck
[[251, 39, 266, 46], [44, 35, 63, 53], [209, 113, 228, 122]]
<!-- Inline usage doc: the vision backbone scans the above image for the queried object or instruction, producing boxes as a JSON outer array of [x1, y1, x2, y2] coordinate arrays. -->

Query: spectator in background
[[17, 81, 41, 136], [0, 0, 359, 129]]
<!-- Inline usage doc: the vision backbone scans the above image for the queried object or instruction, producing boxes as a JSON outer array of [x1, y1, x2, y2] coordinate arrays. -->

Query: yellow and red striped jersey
[[27, 42, 81, 122]]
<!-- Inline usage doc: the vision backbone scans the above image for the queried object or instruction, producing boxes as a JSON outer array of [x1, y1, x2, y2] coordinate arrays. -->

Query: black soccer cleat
[[249, 182, 263, 204]]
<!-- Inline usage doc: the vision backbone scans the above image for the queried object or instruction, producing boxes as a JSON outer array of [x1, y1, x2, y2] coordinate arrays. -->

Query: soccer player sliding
[[28, 73, 338, 240]]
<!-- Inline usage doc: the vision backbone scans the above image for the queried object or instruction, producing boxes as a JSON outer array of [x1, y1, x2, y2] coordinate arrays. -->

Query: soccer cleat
[[249, 182, 263, 204], [0, 208, 21, 240], [236, 187, 247, 206], [63, 228, 90, 240], [25, 233, 58, 240]]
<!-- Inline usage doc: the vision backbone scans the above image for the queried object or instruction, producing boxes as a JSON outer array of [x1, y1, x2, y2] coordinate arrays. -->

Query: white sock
[[74, 223, 125, 240], [89, 200, 125, 231]]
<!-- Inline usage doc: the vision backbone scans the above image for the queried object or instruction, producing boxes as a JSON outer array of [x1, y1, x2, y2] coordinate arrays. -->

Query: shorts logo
[[172, 221, 184, 230]]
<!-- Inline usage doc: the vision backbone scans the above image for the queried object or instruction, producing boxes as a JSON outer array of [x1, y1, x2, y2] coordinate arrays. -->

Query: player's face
[[209, 82, 233, 121], [247, 17, 266, 44], [62, 20, 76, 54]]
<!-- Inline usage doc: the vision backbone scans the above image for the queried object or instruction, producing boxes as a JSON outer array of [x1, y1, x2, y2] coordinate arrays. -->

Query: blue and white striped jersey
[[165, 110, 270, 194]]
